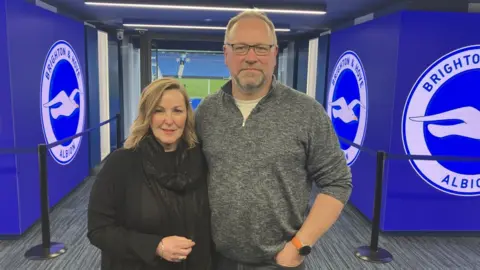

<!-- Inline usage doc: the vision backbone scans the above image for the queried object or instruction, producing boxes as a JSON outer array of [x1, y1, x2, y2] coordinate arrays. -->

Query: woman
[[87, 77, 211, 270]]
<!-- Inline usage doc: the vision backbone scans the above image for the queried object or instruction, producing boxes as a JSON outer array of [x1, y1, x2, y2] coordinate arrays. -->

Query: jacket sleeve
[[87, 149, 163, 266], [307, 102, 353, 204]]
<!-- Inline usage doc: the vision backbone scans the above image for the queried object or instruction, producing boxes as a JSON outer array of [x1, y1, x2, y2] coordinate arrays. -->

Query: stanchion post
[[25, 144, 66, 260], [116, 113, 122, 150], [39, 144, 51, 250], [355, 150, 393, 263], [370, 150, 386, 251]]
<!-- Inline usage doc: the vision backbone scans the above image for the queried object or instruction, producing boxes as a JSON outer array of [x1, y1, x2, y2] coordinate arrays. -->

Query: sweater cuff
[[128, 232, 163, 266]]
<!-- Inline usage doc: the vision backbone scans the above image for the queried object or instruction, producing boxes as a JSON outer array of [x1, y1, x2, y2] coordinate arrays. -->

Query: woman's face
[[150, 89, 187, 151]]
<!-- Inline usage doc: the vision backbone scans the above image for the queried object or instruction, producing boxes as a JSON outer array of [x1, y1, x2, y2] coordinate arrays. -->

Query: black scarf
[[137, 133, 204, 192], [137, 134, 211, 269]]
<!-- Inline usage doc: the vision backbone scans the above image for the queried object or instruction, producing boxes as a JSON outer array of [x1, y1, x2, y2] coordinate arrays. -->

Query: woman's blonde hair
[[123, 77, 198, 149]]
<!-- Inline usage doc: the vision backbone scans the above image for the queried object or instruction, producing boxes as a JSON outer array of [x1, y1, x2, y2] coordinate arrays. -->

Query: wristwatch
[[291, 236, 312, 256]]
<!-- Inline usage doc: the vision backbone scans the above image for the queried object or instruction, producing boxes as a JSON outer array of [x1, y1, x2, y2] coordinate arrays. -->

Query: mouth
[[242, 68, 261, 72], [162, 129, 176, 134]]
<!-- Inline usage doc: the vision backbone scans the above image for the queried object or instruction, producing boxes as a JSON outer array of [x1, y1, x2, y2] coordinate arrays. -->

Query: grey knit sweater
[[195, 79, 352, 264]]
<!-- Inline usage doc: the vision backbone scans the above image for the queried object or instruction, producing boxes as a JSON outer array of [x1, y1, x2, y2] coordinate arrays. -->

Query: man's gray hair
[[224, 10, 278, 45]]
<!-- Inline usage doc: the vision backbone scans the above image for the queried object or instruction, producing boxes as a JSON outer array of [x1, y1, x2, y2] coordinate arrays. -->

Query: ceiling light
[[123, 23, 291, 32], [85, 2, 326, 15]]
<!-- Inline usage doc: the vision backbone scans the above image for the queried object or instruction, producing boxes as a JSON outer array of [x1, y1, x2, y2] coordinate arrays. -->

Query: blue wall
[[329, 10, 480, 232], [2, 0, 89, 234], [0, 0, 20, 235], [327, 12, 402, 223], [386, 11, 480, 231]]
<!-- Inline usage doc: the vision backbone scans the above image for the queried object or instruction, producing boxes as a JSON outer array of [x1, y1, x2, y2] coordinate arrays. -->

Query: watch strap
[[291, 236, 304, 250]]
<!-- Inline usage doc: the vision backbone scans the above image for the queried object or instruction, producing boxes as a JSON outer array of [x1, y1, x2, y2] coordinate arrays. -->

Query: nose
[[163, 112, 174, 125], [244, 48, 258, 63]]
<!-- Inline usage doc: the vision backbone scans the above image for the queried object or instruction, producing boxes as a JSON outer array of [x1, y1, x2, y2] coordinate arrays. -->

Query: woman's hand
[[156, 236, 195, 262]]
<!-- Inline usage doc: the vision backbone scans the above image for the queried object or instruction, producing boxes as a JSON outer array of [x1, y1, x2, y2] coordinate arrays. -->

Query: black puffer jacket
[[87, 135, 212, 270]]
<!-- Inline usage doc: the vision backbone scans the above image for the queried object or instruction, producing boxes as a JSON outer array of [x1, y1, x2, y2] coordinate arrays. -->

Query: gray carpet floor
[[0, 176, 479, 270]]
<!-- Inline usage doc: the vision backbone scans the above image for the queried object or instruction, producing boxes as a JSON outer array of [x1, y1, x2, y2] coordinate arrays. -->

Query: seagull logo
[[331, 97, 365, 123], [402, 45, 480, 196], [43, 89, 82, 119], [40, 40, 85, 165], [409, 106, 480, 140], [327, 50, 369, 166]]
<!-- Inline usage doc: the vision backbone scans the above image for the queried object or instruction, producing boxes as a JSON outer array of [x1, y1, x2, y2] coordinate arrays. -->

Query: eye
[[155, 108, 164, 113], [256, 47, 268, 53], [234, 45, 248, 52]]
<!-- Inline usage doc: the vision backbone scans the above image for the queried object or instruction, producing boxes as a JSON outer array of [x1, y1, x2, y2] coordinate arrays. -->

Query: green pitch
[[179, 78, 229, 98]]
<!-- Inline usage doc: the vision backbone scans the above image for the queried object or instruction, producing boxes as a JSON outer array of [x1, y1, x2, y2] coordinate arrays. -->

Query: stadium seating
[[155, 52, 229, 78], [182, 54, 229, 78], [156, 53, 179, 76]]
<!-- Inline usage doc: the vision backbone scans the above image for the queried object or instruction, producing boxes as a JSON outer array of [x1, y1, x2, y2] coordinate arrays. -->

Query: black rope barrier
[[0, 147, 38, 155], [46, 117, 119, 149], [23, 113, 122, 261], [338, 137, 377, 156], [337, 136, 480, 264], [386, 153, 480, 162]]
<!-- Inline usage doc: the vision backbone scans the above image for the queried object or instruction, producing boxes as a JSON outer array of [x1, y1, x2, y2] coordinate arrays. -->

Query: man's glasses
[[225, 43, 275, 56]]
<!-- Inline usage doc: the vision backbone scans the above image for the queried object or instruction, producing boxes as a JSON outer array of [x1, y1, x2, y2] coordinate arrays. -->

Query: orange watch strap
[[291, 236, 303, 249]]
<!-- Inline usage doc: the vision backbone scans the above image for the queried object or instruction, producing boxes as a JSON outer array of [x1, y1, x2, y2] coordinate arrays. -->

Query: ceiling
[[38, 0, 405, 38]]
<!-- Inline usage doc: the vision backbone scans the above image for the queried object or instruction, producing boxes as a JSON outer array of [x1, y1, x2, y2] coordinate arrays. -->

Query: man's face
[[224, 18, 278, 93]]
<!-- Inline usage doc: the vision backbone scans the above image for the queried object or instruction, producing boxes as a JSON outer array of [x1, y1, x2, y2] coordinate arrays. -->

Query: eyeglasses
[[225, 43, 275, 56]]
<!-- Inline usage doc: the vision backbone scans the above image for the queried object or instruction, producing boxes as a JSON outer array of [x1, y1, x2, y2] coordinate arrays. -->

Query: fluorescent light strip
[[123, 23, 291, 32], [85, 2, 326, 15]]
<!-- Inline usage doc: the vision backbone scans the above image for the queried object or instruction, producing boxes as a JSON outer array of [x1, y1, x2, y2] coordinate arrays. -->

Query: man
[[195, 10, 352, 270]]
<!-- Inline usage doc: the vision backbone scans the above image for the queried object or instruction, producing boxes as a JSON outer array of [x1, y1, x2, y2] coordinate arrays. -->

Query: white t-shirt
[[234, 97, 263, 126]]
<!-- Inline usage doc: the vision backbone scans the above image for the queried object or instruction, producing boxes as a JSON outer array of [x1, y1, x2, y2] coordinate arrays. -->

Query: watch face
[[299, 246, 312, 256]]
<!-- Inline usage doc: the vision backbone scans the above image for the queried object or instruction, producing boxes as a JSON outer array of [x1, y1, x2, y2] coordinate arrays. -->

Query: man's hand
[[275, 241, 304, 267]]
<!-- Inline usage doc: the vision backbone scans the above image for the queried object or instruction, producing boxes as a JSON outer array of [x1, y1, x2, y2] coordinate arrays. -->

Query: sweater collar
[[221, 75, 281, 103]]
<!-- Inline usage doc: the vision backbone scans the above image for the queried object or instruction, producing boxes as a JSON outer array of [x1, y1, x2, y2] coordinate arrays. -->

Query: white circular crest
[[327, 50, 368, 166], [402, 45, 480, 196], [40, 40, 85, 165]]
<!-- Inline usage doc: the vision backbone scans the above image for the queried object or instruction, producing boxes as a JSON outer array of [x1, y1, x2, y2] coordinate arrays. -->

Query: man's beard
[[233, 70, 266, 93]]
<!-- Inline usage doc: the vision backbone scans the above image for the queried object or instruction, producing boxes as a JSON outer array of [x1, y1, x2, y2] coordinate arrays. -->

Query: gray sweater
[[195, 79, 352, 264]]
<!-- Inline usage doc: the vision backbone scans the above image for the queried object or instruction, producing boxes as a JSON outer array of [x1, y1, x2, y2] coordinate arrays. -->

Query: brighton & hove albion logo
[[40, 40, 85, 165], [327, 50, 368, 166], [402, 45, 480, 196]]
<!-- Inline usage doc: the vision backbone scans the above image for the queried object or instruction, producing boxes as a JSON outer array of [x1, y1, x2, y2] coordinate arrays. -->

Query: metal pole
[[370, 151, 386, 251], [38, 144, 51, 252], [25, 145, 66, 260], [354, 150, 393, 263]]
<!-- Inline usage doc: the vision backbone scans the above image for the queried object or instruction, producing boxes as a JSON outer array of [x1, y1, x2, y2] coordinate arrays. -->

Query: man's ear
[[223, 45, 228, 65]]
